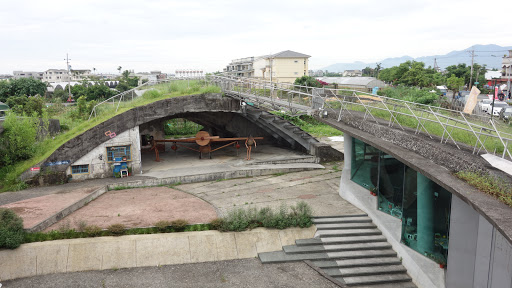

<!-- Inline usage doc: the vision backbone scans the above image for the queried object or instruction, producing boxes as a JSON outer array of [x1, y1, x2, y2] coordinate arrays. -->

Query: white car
[[479, 99, 493, 113], [489, 102, 509, 116]]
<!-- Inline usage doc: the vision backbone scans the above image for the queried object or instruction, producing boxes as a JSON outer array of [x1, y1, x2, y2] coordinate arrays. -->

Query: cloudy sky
[[1, 0, 510, 74]]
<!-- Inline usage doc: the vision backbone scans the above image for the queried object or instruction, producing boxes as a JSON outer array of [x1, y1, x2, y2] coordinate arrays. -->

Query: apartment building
[[43, 69, 70, 83], [224, 50, 310, 83], [13, 71, 44, 80]]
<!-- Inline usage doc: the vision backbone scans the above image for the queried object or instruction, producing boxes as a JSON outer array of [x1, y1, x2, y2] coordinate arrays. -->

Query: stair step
[[293, 129, 303, 134], [296, 235, 387, 246], [313, 216, 372, 224], [324, 265, 407, 277], [327, 249, 396, 260], [360, 282, 417, 288], [283, 242, 391, 254], [313, 257, 402, 269], [315, 222, 377, 230], [313, 214, 368, 219], [316, 229, 382, 237], [259, 249, 396, 264], [273, 119, 287, 124], [339, 273, 412, 286]]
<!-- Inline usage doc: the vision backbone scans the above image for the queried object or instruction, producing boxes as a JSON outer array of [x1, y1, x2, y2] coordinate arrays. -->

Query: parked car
[[479, 99, 493, 113], [489, 102, 509, 116], [499, 107, 512, 122]]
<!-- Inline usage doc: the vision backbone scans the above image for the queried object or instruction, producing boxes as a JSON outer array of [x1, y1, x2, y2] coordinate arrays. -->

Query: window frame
[[71, 164, 89, 174], [106, 145, 132, 162]]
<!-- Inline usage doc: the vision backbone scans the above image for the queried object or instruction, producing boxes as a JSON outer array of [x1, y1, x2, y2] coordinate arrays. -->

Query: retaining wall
[[0, 226, 315, 281]]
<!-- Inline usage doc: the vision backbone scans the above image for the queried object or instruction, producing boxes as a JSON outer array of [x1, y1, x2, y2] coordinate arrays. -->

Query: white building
[[43, 69, 70, 83], [13, 71, 44, 80]]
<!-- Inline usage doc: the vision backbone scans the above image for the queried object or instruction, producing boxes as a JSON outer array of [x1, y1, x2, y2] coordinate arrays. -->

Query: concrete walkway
[[2, 258, 340, 288], [173, 163, 362, 217]]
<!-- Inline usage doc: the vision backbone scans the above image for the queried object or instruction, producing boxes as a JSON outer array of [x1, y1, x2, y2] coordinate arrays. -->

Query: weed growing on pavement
[[455, 170, 512, 207]]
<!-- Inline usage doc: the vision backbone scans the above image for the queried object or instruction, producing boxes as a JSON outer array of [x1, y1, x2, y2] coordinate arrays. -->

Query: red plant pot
[[440, 264, 445, 269]]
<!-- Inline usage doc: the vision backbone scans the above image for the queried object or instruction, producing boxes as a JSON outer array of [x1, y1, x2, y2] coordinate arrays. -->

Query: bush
[[0, 208, 25, 249], [171, 219, 189, 231], [107, 224, 126, 235], [209, 218, 224, 230], [215, 202, 314, 232], [84, 225, 103, 237], [154, 220, 172, 232]]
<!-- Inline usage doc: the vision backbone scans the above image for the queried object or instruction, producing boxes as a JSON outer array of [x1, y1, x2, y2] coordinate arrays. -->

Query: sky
[[1, 0, 511, 74]]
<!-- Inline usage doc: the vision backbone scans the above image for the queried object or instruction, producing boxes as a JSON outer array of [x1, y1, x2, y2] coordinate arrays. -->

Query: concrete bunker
[[31, 94, 336, 183]]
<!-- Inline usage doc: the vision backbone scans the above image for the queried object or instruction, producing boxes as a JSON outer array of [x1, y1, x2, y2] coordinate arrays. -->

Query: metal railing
[[207, 75, 512, 159]]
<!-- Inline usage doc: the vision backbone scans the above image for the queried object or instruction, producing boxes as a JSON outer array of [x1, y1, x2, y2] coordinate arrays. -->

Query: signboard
[[463, 86, 480, 114], [30, 167, 40, 171]]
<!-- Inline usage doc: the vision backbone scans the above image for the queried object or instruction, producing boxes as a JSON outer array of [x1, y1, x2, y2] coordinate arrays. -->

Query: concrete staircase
[[242, 106, 319, 152], [258, 215, 417, 287]]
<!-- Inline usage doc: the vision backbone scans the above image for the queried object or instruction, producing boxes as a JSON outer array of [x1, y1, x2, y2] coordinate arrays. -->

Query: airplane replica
[[150, 131, 263, 161]]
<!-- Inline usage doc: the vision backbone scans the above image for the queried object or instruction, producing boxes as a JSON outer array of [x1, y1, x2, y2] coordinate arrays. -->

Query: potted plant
[[128, 166, 132, 176], [114, 172, 121, 178]]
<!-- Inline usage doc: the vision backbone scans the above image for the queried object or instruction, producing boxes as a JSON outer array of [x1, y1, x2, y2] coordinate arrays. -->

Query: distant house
[[0, 101, 9, 120], [43, 69, 70, 83], [316, 77, 386, 92], [224, 50, 311, 83], [342, 70, 362, 77]]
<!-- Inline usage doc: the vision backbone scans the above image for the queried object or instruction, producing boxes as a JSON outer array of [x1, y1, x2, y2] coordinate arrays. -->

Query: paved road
[[2, 258, 340, 288]]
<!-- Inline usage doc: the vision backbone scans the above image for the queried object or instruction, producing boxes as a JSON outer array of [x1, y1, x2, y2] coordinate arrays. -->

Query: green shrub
[[107, 224, 126, 235], [216, 202, 314, 232], [0, 208, 25, 249], [171, 219, 189, 231], [84, 225, 103, 237], [154, 220, 172, 232]]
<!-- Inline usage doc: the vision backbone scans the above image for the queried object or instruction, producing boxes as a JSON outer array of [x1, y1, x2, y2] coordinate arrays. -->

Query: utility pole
[[469, 49, 475, 90], [433, 58, 439, 72], [64, 53, 72, 102]]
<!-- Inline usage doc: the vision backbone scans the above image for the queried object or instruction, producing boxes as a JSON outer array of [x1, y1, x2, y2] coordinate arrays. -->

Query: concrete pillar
[[417, 172, 435, 254], [343, 135, 352, 170]]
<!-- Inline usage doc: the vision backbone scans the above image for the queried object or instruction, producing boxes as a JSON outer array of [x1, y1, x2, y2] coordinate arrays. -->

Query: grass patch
[[271, 112, 343, 137], [0, 80, 220, 192], [455, 170, 512, 207]]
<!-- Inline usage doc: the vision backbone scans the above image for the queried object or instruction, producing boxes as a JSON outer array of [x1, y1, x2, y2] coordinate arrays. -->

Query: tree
[[0, 78, 47, 102], [375, 63, 382, 78], [122, 70, 130, 80], [0, 112, 38, 166], [294, 76, 323, 88], [446, 75, 464, 106]]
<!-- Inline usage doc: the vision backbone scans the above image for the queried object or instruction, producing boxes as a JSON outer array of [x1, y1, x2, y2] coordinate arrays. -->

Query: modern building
[[224, 50, 310, 83], [13, 71, 44, 80], [333, 118, 512, 288], [343, 70, 362, 77], [316, 76, 386, 92], [43, 69, 70, 83]]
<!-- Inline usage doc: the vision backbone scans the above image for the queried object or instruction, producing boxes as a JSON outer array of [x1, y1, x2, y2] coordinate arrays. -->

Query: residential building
[[13, 71, 44, 80], [224, 50, 310, 83], [502, 50, 512, 90], [342, 69, 362, 77], [43, 69, 70, 83]]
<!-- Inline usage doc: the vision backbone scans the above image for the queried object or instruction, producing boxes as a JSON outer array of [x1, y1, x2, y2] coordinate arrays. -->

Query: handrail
[[207, 74, 512, 159]]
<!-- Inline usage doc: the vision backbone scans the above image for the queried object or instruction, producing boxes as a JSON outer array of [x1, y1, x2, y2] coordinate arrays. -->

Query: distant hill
[[321, 44, 512, 72]]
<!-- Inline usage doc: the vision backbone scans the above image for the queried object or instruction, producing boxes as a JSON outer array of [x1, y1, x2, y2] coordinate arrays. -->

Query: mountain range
[[321, 44, 512, 72]]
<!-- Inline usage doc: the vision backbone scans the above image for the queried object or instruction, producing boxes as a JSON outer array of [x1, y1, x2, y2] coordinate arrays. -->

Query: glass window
[[401, 167, 451, 265], [107, 145, 131, 162], [71, 165, 89, 174], [351, 138, 379, 191], [377, 152, 405, 218]]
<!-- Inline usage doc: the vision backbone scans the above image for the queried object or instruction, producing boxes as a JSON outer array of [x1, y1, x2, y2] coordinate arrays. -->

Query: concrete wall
[[447, 194, 512, 288], [0, 227, 315, 281], [66, 127, 142, 180]]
